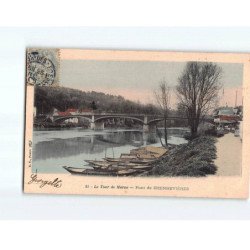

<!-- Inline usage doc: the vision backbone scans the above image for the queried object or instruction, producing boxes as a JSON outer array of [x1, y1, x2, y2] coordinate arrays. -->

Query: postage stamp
[[26, 48, 60, 86], [23, 49, 250, 198]]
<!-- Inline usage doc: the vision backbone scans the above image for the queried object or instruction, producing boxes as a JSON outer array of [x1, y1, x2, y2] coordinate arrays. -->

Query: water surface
[[32, 128, 188, 173]]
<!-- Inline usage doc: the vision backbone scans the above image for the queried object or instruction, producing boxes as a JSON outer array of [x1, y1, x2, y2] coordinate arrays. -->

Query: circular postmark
[[27, 51, 56, 86]]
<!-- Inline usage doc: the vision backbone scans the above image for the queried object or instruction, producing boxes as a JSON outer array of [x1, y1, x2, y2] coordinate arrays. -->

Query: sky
[[60, 60, 243, 108]]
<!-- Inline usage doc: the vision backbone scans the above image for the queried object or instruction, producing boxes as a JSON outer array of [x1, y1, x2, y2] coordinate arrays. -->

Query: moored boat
[[75, 145, 167, 176], [63, 166, 87, 175], [129, 165, 153, 170], [63, 166, 119, 176], [63, 166, 145, 176], [120, 153, 138, 159], [104, 157, 125, 163], [129, 159, 155, 164], [92, 164, 127, 171], [84, 160, 111, 168]]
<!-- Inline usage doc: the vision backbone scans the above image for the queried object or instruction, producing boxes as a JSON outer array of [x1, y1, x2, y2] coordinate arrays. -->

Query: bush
[[150, 136, 217, 177]]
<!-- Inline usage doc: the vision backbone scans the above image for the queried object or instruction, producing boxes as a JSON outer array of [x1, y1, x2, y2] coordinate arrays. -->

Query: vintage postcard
[[24, 49, 250, 198]]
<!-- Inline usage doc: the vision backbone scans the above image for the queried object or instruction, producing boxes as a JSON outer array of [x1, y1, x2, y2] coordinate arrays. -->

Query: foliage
[[154, 79, 172, 147], [176, 62, 222, 139], [34, 86, 161, 115], [150, 136, 217, 177]]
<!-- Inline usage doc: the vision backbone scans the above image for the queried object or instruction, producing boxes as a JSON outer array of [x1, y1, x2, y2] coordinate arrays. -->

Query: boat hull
[[63, 166, 146, 176]]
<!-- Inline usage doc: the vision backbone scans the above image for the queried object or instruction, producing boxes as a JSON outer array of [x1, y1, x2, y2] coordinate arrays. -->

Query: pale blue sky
[[60, 60, 243, 105]]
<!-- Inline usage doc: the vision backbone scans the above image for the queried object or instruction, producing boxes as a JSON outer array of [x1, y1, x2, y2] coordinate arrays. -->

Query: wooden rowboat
[[91, 163, 152, 172], [63, 166, 118, 176], [63, 166, 87, 175], [84, 160, 111, 168], [120, 153, 138, 159], [129, 165, 153, 170], [92, 164, 127, 171], [63, 166, 143, 176], [130, 159, 155, 164], [104, 157, 124, 163]]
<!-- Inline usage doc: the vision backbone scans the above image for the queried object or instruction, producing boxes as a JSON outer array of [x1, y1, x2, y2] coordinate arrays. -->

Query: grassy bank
[[149, 136, 217, 177]]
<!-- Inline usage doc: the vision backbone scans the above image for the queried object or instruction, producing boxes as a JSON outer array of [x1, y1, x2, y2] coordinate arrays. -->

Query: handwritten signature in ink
[[28, 173, 62, 188]]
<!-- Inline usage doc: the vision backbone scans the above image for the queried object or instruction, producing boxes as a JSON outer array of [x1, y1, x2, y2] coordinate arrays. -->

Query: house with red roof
[[213, 107, 240, 125], [66, 108, 78, 115], [53, 107, 93, 116], [57, 111, 71, 116]]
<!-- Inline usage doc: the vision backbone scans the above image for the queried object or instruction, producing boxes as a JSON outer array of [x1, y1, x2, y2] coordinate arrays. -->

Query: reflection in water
[[32, 128, 188, 173]]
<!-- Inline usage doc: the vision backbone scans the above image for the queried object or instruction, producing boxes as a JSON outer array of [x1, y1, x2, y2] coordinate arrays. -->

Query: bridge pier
[[142, 132, 148, 146], [143, 124, 149, 132], [90, 115, 105, 130], [143, 124, 157, 132], [94, 121, 105, 130], [90, 115, 95, 130], [143, 116, 149, 132], [90, 122, 105, 130]]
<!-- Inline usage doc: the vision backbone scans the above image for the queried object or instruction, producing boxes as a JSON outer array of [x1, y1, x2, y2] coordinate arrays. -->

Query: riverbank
[[150, 136, 217, 177], [215, 133, 242, 176]]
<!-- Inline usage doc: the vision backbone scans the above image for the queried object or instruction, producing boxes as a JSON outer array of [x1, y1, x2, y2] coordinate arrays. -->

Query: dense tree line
[[34, 86, 161, 115]]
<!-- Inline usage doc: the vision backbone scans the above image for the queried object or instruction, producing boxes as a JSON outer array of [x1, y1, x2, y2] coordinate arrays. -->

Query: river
[[32, 128, 189, 173]]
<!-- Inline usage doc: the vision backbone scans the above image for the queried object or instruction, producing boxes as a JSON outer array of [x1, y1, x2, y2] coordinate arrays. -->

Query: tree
[[154, 79, 172, 148], [176, 62, 222, 139], [91, 101, 97, 110]]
